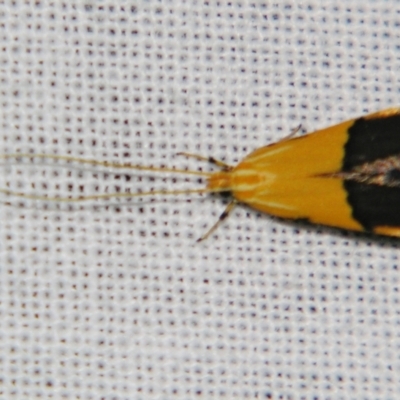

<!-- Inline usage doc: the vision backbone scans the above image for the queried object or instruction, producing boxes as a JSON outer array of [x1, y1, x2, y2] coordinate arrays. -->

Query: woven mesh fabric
[[1, 1, 400, 399]]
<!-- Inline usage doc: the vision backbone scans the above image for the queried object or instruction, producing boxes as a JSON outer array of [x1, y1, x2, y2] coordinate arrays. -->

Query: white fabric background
[[1, 1, 400, 399]]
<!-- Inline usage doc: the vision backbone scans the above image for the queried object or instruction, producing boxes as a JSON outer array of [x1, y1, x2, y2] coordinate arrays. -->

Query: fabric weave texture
[[1, 1, 400, 399]]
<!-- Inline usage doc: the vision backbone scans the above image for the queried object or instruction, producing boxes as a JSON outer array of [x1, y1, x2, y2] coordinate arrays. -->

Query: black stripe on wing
[[344, 181, 400, 230], [343, 113, 400, 171]]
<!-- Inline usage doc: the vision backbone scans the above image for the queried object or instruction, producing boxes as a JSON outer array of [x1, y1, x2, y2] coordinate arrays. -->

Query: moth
[[2, 108, 400, 241]]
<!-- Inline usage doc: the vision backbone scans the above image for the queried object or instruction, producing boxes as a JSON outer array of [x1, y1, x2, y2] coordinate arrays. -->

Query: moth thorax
[[207, 171, 233, 193]]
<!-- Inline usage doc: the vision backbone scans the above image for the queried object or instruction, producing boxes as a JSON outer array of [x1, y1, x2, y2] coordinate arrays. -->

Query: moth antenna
[[0, 187, 217, 202], [0, 153, 229, 202], [1, 152, 237, 241], [0, 153, 213, 177]]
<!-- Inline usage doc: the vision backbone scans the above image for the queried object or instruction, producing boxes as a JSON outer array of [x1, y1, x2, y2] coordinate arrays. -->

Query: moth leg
[[197, 200, 237, 242], [176, 152, 232, 170], [281, 124, 302, 141]]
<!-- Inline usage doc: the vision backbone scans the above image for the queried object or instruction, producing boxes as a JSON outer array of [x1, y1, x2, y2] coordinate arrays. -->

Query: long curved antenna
[[0, 153, 213, 177], [0, 187, 218, 202], [1, 153, 236, 241], [0, 153, 233, 202]]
